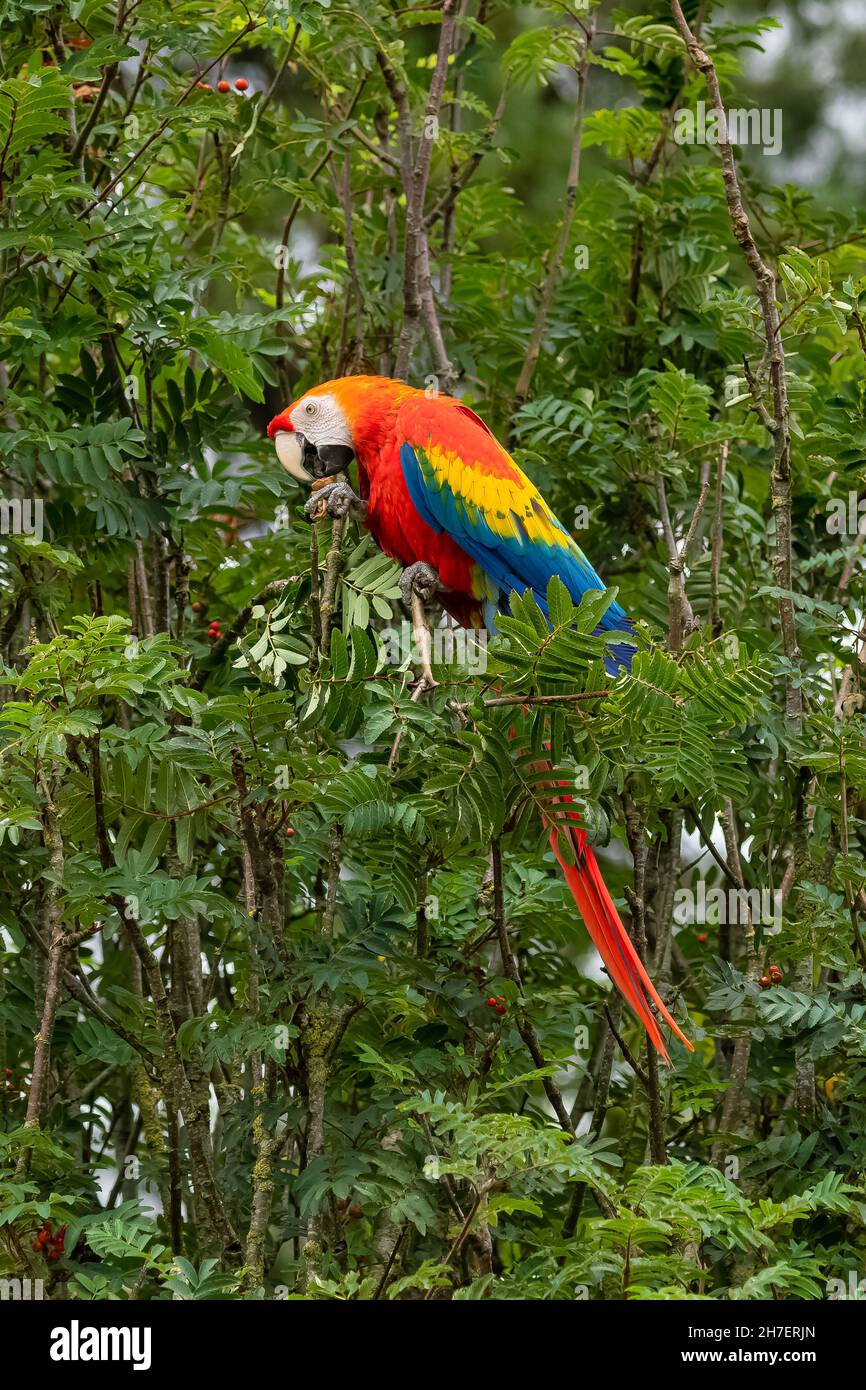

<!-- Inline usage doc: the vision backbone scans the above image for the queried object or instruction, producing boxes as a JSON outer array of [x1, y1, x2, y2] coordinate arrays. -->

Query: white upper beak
[[274, 430, 313, 483]]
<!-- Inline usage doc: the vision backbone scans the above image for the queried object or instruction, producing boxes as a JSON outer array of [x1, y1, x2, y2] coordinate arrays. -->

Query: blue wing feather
[[399, 441, 634, 670]]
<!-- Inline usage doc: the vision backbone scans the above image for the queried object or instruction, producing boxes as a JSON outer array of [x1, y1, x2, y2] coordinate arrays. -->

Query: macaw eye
[[304, 401, 317, 416]]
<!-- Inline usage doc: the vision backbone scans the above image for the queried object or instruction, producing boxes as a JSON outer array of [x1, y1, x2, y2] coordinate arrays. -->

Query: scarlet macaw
[[268, 375, 692, 1062]]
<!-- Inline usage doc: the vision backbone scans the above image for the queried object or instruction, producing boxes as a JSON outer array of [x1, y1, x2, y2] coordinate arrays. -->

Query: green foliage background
[[1, 0, 866, 1300]]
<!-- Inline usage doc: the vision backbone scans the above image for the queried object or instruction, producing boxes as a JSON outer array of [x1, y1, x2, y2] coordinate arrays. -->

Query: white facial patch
[[291, 392, 352, 448]]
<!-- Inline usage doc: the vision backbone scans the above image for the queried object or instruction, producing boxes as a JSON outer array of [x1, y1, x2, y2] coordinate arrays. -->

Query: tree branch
[[670, 1, 802, 728]]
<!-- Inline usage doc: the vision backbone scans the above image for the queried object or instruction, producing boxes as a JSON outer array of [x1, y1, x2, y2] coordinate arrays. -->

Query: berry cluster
[[759, 964, 784, 988], [32, 1222, 66, 1261], [208, 620, 221, 642], [486, 994, 507, 1016], [197, 77, 251, 94]]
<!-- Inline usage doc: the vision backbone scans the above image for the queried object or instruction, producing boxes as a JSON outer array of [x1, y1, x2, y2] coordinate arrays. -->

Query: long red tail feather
[[537, 763, 693, 1064]]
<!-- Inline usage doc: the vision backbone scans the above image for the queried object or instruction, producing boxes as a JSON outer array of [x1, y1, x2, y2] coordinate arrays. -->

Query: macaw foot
[[400, 562, 442, 690], [400, 560, 442, 609], [304, 479, 365, 522]]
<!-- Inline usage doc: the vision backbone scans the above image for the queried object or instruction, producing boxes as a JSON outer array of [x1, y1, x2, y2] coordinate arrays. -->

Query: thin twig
[[670, 1, 801, 728], [511, 26, 592, 415]]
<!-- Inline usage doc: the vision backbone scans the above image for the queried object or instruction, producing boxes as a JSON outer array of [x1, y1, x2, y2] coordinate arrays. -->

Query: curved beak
[[271, 429, 355, 484], [273, 429, 315, 483]]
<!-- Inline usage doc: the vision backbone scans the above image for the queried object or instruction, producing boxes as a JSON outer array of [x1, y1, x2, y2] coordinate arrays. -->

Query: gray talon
[[400, 561, 442, 609], [304, 480, 364, 521]]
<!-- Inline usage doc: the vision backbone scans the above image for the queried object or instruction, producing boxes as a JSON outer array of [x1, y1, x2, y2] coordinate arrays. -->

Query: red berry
[[217, 80, 231, 93], [286, 827, 295, 837], [234, 78, 249, 91], [192, 601, 203, 613], [196, 82, 212, 91], [496, 1004, 505, 1015], [759, 975, 771, 989], [697, 932, 708, 944], [769, 964, 783, 983], [486, 997, 497, 1007], [33, 1224, 51, 1250]]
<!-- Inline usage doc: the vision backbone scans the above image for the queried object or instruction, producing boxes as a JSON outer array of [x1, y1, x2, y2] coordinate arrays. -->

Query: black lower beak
[[293, 433, 354, 480], [293, 432, 319, 476], [313, 443, 355, 479]]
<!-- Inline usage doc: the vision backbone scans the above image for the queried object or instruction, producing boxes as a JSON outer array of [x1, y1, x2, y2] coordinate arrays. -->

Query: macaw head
[[267, 379, 358, 484], [268, 375, 415, 483]]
